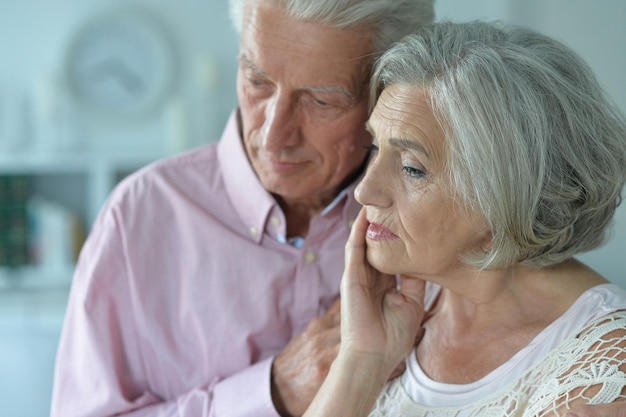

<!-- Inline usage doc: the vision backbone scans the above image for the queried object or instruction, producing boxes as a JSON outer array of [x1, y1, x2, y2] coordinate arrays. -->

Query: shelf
[[0, 151, 168, 282], [0, 152, 167, 174], [0, 151, 168, 230]]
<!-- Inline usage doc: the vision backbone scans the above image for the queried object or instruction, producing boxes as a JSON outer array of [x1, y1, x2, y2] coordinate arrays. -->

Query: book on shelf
[[0, 175, 85, 282], [27, 196, 84, 269], [0, 175, 31, 267]]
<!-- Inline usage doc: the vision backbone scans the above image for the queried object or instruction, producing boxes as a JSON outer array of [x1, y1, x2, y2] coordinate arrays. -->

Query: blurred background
[[0, 0, 624, 415]]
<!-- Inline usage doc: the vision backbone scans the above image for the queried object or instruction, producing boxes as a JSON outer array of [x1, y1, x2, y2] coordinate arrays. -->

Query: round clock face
[[65, 10, 175, 119]]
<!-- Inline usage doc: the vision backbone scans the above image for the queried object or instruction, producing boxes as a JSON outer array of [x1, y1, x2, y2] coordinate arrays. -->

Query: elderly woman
[[304, 21, 626, 417]]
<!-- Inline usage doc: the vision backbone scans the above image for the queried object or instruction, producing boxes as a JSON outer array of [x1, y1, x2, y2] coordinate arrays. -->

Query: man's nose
[[261, 93, 300, 151]]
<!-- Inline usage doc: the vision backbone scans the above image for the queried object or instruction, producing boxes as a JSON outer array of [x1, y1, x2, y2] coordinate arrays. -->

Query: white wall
[[0, 0, 239, 154], [435, 0, 626, 285]]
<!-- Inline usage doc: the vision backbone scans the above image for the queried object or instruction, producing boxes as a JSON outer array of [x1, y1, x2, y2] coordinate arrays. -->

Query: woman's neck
[[416, 259, 607, 383]]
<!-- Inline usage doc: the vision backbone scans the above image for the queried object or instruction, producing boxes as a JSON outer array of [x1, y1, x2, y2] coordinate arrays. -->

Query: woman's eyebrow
[[389, 138, 429, 157], [365, 122, 429, 156]]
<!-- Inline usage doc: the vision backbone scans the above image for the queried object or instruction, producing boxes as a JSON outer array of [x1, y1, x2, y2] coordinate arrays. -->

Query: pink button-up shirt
[[51, 110, 362, 417]]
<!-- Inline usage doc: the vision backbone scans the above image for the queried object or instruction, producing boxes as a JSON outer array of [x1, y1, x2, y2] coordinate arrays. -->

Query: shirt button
[[270, 216, 281, 227], [305, 251, 316, 263], [250, 226, 258, 236]]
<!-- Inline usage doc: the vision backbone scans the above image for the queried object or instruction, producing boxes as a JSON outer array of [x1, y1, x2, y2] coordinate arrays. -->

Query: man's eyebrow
[[239, 53, 268, 77], [307, 85, 354, 99], [240, 53, 353, 99]]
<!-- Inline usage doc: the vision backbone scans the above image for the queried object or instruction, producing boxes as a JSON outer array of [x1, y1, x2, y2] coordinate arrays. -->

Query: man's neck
[[276, 197, 324, 239]]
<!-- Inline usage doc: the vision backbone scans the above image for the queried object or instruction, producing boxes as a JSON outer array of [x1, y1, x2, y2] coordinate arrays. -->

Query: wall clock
[[64, 8, 176, 120]]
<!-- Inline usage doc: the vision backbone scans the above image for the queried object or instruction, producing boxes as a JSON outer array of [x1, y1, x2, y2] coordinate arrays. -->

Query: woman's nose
[[354, 159, 391, 208]]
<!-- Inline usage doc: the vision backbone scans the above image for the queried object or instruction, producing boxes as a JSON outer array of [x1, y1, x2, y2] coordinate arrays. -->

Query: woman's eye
[[402, 165, 426, 178]]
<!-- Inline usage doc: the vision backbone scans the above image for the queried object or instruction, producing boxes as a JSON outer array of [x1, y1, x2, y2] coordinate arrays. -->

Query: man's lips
[[366, 221, 399, 241], [269, 158, 308, 175]]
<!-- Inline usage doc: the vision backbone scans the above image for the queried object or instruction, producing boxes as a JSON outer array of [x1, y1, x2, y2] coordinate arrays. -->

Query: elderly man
[[51, 1, 433, 416]]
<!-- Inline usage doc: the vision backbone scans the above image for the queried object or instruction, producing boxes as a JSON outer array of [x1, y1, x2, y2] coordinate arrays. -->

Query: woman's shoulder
[[521, 309, 626, 415], [369, 312, 626, 417], [571, 283, 626, 322]]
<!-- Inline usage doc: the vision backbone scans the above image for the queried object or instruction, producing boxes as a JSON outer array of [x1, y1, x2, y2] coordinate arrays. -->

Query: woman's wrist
[[335, 348, 394, 378], [304, 350, 391, 417], [329, 351, 390, 409], [337, 340, 406, 379]]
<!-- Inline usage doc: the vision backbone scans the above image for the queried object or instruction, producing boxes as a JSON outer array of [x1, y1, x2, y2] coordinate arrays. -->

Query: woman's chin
[[366, 252, 398, 275]]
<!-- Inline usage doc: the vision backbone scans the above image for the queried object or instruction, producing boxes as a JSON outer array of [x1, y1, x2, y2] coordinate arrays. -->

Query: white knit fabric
[[369, 284, 626, 416]]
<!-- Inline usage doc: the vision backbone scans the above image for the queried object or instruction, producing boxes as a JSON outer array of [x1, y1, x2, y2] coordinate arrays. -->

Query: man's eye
[[309, 96, 333, 108], [249, 78, 264, 87], [306, 93, 344, 110]]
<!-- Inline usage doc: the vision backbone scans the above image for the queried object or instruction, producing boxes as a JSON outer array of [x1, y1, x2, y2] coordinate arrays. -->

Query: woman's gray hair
[[372, 21, 626, 270], [229, 0, 435, 56]]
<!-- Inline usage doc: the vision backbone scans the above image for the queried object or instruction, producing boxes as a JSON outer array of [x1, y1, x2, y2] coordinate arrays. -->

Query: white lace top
[[369, 284, 626, 416]]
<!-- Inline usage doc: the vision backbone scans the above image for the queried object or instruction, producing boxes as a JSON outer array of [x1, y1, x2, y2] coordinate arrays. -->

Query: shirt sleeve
[[211, 357, 281, 417], [50, 201, 282, 417]]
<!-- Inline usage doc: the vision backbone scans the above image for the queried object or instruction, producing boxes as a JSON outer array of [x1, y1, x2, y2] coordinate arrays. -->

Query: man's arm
[[51, 206, 284, 417]]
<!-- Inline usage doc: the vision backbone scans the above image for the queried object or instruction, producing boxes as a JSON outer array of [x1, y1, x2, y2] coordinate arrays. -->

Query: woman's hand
[[303, 209, 427, 417], [339, 208, 426, 377]]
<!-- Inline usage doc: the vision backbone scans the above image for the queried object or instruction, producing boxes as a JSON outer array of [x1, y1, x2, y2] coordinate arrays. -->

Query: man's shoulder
[[148, 143, 221, 178], [107, 143, 224, 209]]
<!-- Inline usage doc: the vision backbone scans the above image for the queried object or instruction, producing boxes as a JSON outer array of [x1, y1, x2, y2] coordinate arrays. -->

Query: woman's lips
[[366, 222, 399, 241]]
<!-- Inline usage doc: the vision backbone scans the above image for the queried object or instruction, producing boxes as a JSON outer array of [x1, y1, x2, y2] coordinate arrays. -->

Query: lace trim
[[369, 311, 626, 417]]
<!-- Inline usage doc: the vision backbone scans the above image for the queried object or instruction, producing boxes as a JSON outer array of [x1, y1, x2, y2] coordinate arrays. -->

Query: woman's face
[[355, 84, 491, 278]]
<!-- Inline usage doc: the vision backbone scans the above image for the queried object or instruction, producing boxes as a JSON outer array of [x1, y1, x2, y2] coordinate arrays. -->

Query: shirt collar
[[218, 109, 274, 244]]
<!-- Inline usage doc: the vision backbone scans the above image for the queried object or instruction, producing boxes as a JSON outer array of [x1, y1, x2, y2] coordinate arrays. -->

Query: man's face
[[237, 1, 373, 209]]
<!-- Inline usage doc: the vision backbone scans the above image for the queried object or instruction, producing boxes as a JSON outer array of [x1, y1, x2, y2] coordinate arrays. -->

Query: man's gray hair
[[229, 0, 435, 56], [372, 20, 626, 270]]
